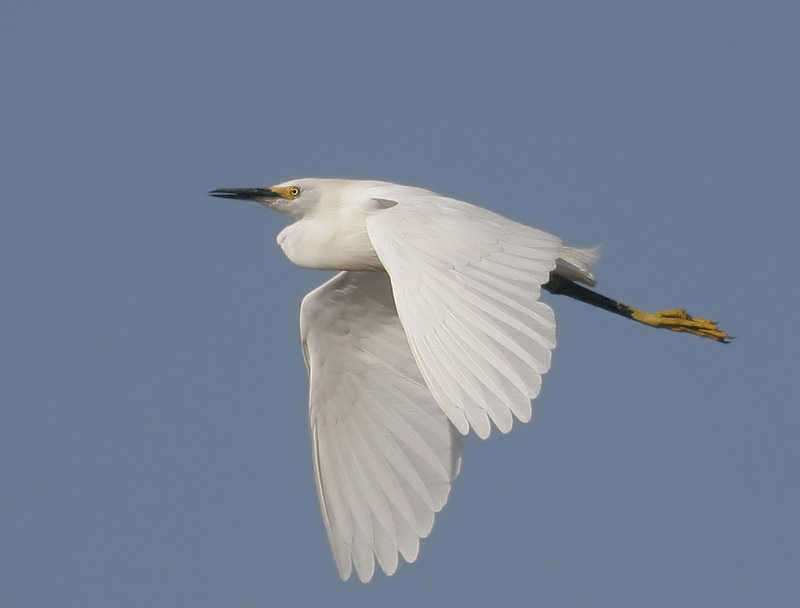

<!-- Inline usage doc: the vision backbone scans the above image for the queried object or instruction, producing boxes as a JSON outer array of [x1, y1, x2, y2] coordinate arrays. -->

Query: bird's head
[[209, 178, 326, 220]]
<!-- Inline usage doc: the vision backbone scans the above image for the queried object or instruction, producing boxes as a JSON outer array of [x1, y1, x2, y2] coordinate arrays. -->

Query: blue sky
[[2, 1, 798, 606]]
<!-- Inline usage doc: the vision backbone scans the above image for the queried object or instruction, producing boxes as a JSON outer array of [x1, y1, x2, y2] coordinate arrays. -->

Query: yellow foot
[[629, 308, 732, 343]]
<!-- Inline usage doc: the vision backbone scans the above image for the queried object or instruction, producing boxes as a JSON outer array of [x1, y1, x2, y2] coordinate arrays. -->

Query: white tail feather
[[555, 245, 601, 286]]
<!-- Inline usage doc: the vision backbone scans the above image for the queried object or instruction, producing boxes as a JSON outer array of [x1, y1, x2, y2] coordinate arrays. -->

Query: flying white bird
[[210, 178, 729, 582]]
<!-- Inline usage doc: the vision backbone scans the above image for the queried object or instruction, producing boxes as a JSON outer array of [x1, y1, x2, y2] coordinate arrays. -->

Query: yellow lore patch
[[271, 185, 301, 200]]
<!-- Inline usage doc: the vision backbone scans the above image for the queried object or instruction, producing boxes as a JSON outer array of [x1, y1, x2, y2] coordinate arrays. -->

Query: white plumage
[[211, 179, 598, 582]]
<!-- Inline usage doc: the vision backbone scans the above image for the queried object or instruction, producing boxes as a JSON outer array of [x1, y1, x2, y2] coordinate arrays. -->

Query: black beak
[[208, 187, 280, 201]]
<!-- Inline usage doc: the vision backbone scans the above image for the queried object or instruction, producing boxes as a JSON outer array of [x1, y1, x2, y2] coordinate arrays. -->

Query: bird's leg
[[542, 274, 732, 343]]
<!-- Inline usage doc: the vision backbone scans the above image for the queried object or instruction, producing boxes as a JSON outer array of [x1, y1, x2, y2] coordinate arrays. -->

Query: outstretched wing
[[300, 270, 462, 583], [365, 185, 563, 439]]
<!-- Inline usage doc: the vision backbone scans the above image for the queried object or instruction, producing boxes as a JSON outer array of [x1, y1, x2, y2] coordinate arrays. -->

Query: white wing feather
[[365, 185, 563, 438], [300, 270, 462, 583]]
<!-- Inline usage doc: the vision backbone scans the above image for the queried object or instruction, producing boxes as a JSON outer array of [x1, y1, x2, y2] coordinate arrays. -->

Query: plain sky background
[[2, 1, 798, 606]]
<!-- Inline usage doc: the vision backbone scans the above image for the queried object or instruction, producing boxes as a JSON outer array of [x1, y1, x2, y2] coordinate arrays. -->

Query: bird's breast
[[277, 216, 384, 271]]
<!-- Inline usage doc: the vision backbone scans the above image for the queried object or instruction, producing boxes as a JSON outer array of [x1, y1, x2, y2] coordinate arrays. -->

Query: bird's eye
[[288, 186, 300, 198]]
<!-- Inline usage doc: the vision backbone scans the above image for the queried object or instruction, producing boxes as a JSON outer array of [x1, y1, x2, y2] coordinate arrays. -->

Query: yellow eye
[[288, 186, 300, 198]]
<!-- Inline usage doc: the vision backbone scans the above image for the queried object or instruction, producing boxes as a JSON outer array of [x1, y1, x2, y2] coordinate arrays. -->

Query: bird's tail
[[555, 245, 601, 286]]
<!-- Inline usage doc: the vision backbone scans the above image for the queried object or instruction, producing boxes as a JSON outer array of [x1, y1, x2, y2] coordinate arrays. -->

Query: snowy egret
[[210, 178, 729, 582]]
